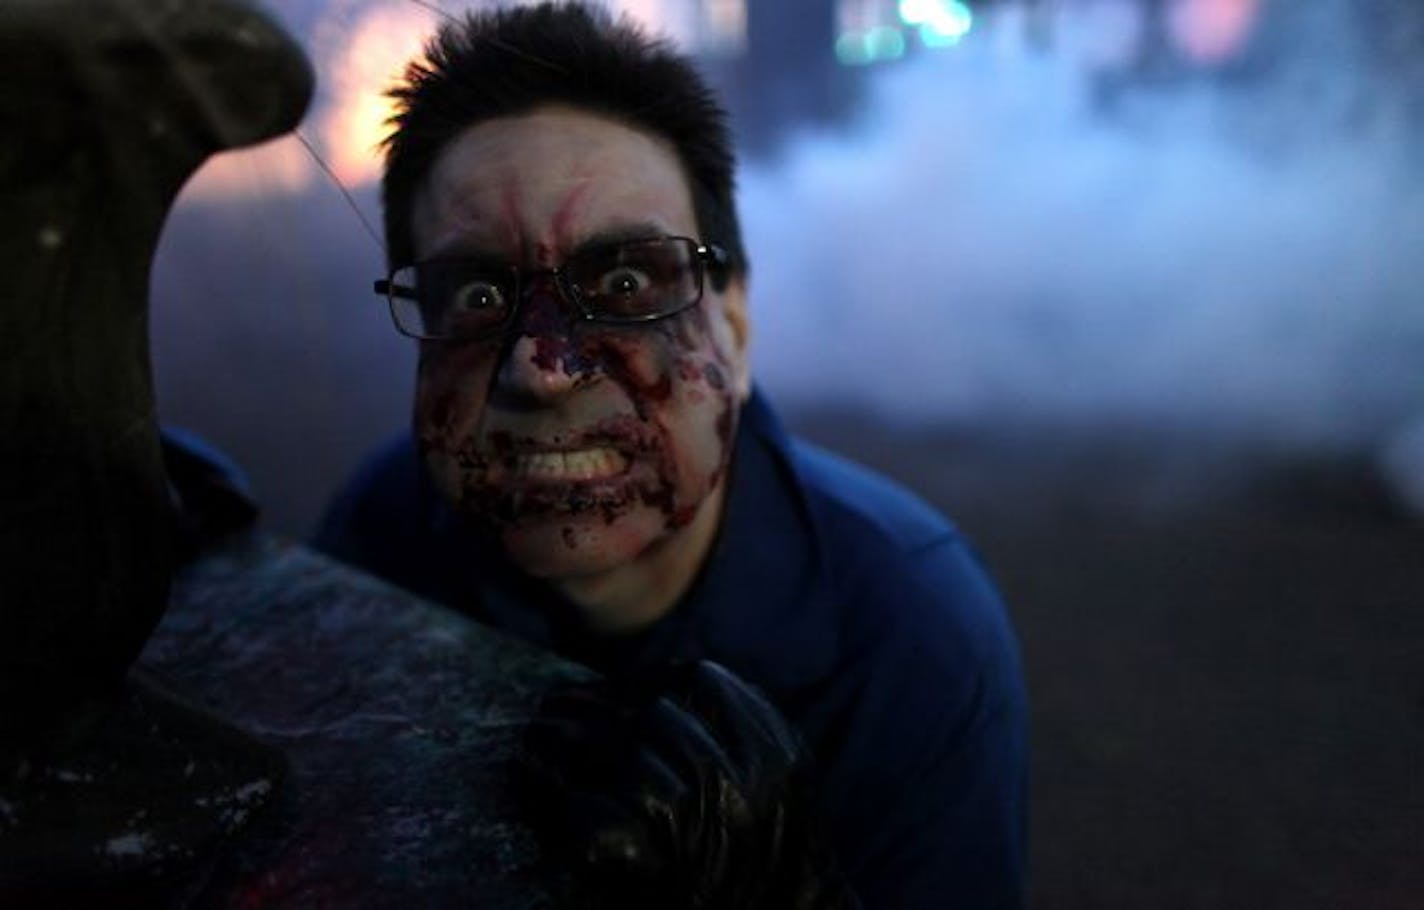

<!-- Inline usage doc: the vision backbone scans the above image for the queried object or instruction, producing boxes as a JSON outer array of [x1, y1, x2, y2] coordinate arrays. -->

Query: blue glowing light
[[897, 0, 974, 47], [867, 25, 907, 61], [835, 32, 872, 66], [835, 26, 907, 66]]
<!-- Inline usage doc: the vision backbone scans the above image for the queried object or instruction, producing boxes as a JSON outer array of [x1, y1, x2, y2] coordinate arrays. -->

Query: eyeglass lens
[[389, 237, 704, 340]]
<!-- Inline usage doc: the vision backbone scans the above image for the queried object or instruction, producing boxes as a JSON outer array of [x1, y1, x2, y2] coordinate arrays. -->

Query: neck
[[553, 483, 726, 637]]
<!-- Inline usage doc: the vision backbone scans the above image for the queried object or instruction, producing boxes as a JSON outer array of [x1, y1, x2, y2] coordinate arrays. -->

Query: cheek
[[591, 309, 739, 508], [593, 306, 735, 407], [666, 307, 739, 433], [415, 342, 498, 453], [418, 308, 742, 540]]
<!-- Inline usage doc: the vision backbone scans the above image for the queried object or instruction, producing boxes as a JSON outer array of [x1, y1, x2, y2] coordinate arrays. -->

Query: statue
[[0, 0, 312, 898], [1, 2, 574, 903], [0, 0, 311, 746]]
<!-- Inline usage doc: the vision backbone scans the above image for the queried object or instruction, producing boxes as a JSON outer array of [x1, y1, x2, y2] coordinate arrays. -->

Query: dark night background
[[148, 1, 1423, 906]]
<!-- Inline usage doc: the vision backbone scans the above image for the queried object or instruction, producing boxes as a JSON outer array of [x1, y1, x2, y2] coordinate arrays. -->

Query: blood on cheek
[[416, 341, 497, 454], [419, 305, 738, 538], [586, 311, 739, 531]]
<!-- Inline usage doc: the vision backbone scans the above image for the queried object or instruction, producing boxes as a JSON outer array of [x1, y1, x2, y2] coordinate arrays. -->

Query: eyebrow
[[571, 222, 672, 253], [421, 221, 677, 266]]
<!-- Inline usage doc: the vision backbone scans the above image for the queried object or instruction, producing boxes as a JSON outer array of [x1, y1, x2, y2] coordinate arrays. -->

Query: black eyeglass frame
[[373, 235, 730, 342]]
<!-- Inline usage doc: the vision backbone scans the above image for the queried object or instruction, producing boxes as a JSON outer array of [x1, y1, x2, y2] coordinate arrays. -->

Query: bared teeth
[[512, 448, 628, 481]]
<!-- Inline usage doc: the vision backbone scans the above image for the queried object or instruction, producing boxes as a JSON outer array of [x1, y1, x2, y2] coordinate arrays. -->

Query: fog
[[742, 4, 1422, 449], [151, 0, 1424, 533]]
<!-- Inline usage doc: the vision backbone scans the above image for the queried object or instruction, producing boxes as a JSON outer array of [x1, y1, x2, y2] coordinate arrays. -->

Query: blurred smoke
[[150, 0, 1424, 533], [743, 2, 1423, 455]]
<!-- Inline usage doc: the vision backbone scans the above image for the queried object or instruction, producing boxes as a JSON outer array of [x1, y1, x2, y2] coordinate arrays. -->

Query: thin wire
[[405, 0, 458, 22], [294, 128, 386, 254], [287, 0, 572, 257], [404, 0, 571, 73]]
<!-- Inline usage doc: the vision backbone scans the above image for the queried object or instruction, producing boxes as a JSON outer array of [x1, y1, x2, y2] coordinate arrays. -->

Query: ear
[[716, 276, 752, 402]]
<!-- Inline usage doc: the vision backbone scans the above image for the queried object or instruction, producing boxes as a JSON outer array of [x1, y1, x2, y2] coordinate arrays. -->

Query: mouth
[[441, 419, 662, 526], [439, 418, 683, 528], [509, 447, 631, 483], [468, 444, 644, 526]]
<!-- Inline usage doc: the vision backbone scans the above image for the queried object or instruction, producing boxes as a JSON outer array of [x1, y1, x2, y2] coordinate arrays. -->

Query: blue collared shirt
[[315, 389, 1029, 908]]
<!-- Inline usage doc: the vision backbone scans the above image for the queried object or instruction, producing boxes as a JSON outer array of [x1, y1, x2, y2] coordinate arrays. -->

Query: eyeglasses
[[375, 235, 728, 341]]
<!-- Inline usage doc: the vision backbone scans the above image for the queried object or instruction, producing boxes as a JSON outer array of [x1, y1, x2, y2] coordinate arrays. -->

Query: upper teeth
[[513, 448, 628, 481]]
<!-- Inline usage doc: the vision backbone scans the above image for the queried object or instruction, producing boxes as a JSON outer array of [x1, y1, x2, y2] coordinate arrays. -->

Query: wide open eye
[[438, 279, 508, 337], [572, 239, 697, 319], [595, 266, 652, 298], [409, 260, 515, 339], [449, 279, 506, 313]]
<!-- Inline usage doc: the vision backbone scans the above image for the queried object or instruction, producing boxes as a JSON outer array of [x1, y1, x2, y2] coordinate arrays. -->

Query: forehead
[[411, 106, 698, 259]]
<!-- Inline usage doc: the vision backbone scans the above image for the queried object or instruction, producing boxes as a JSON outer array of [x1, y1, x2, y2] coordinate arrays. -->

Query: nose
[[490, 281, 590, 406], [493, 335, 580, 404]]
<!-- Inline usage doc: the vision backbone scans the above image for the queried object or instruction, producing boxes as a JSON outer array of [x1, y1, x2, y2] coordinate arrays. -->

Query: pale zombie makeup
[[409, 108, 748, 584]]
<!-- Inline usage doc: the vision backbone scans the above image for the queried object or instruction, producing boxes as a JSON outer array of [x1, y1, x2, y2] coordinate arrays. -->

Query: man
[[316, 3, 1027, 906]]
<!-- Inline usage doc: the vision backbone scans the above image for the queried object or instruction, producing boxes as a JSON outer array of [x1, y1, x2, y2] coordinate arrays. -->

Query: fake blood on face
[[406, 106, 746, 589], [421, 304, 736, 537], [417, 273, 739, 585], [416, 339, 498, 452], [515, 284, 599, 377]]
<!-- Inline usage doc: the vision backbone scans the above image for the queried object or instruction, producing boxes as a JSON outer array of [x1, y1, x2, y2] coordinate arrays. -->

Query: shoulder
[[787, 435, 958, 554], [317, 433, 423, 526], [724, 395, 1015, 678], [311, 432, 434, 578], [768, 439, 1028, 905], [727, 406, 1023, 734], [789, 439, 1023, 740], [781, 436, 1010, 664]]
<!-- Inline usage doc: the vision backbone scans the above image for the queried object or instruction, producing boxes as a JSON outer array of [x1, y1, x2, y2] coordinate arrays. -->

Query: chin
[[496, 507, 671, 580]]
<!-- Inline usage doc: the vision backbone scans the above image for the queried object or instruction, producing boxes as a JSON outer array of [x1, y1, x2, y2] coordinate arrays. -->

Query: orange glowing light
[[197, 0, 707, 198], [617, 0, 697, 49], [317, 2, 440, 187], [181, 134, 316, 201], [1168, 0, 1261, 64]]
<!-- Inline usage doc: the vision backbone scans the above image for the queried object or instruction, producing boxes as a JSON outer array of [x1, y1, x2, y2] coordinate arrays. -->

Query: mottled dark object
[[138, 535, 578, 907], [520, 661, 856, 910], [0, 0, 311, 899], [0, 675, 286, 905], [0, 0, 312, 739]]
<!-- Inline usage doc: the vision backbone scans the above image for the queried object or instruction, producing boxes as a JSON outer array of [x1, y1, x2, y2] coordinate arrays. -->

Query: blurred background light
[[899, 0, 973, 47], [835, 31, 874, 66], [313, 2, 438, 186], [836, 25, 908, 66], [867, 24, 907, 61], [701, 0, 748, 55], [1168, 0, 1262, 65]]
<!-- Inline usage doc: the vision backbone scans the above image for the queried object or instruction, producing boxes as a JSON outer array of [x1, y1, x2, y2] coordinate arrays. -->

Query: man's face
[[409, 106, 750, 582]]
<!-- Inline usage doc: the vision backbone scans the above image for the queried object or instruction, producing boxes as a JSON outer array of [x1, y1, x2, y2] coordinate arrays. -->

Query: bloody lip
[[455, 414, 673, 524], [503, 447, 631, 483], [462, 462, 653, 527], [483, 416, 662, 474]]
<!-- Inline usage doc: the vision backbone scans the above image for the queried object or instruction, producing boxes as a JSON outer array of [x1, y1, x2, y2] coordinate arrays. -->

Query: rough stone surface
[[0, 677, 286, 905], [139, 534, 582, 908]]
